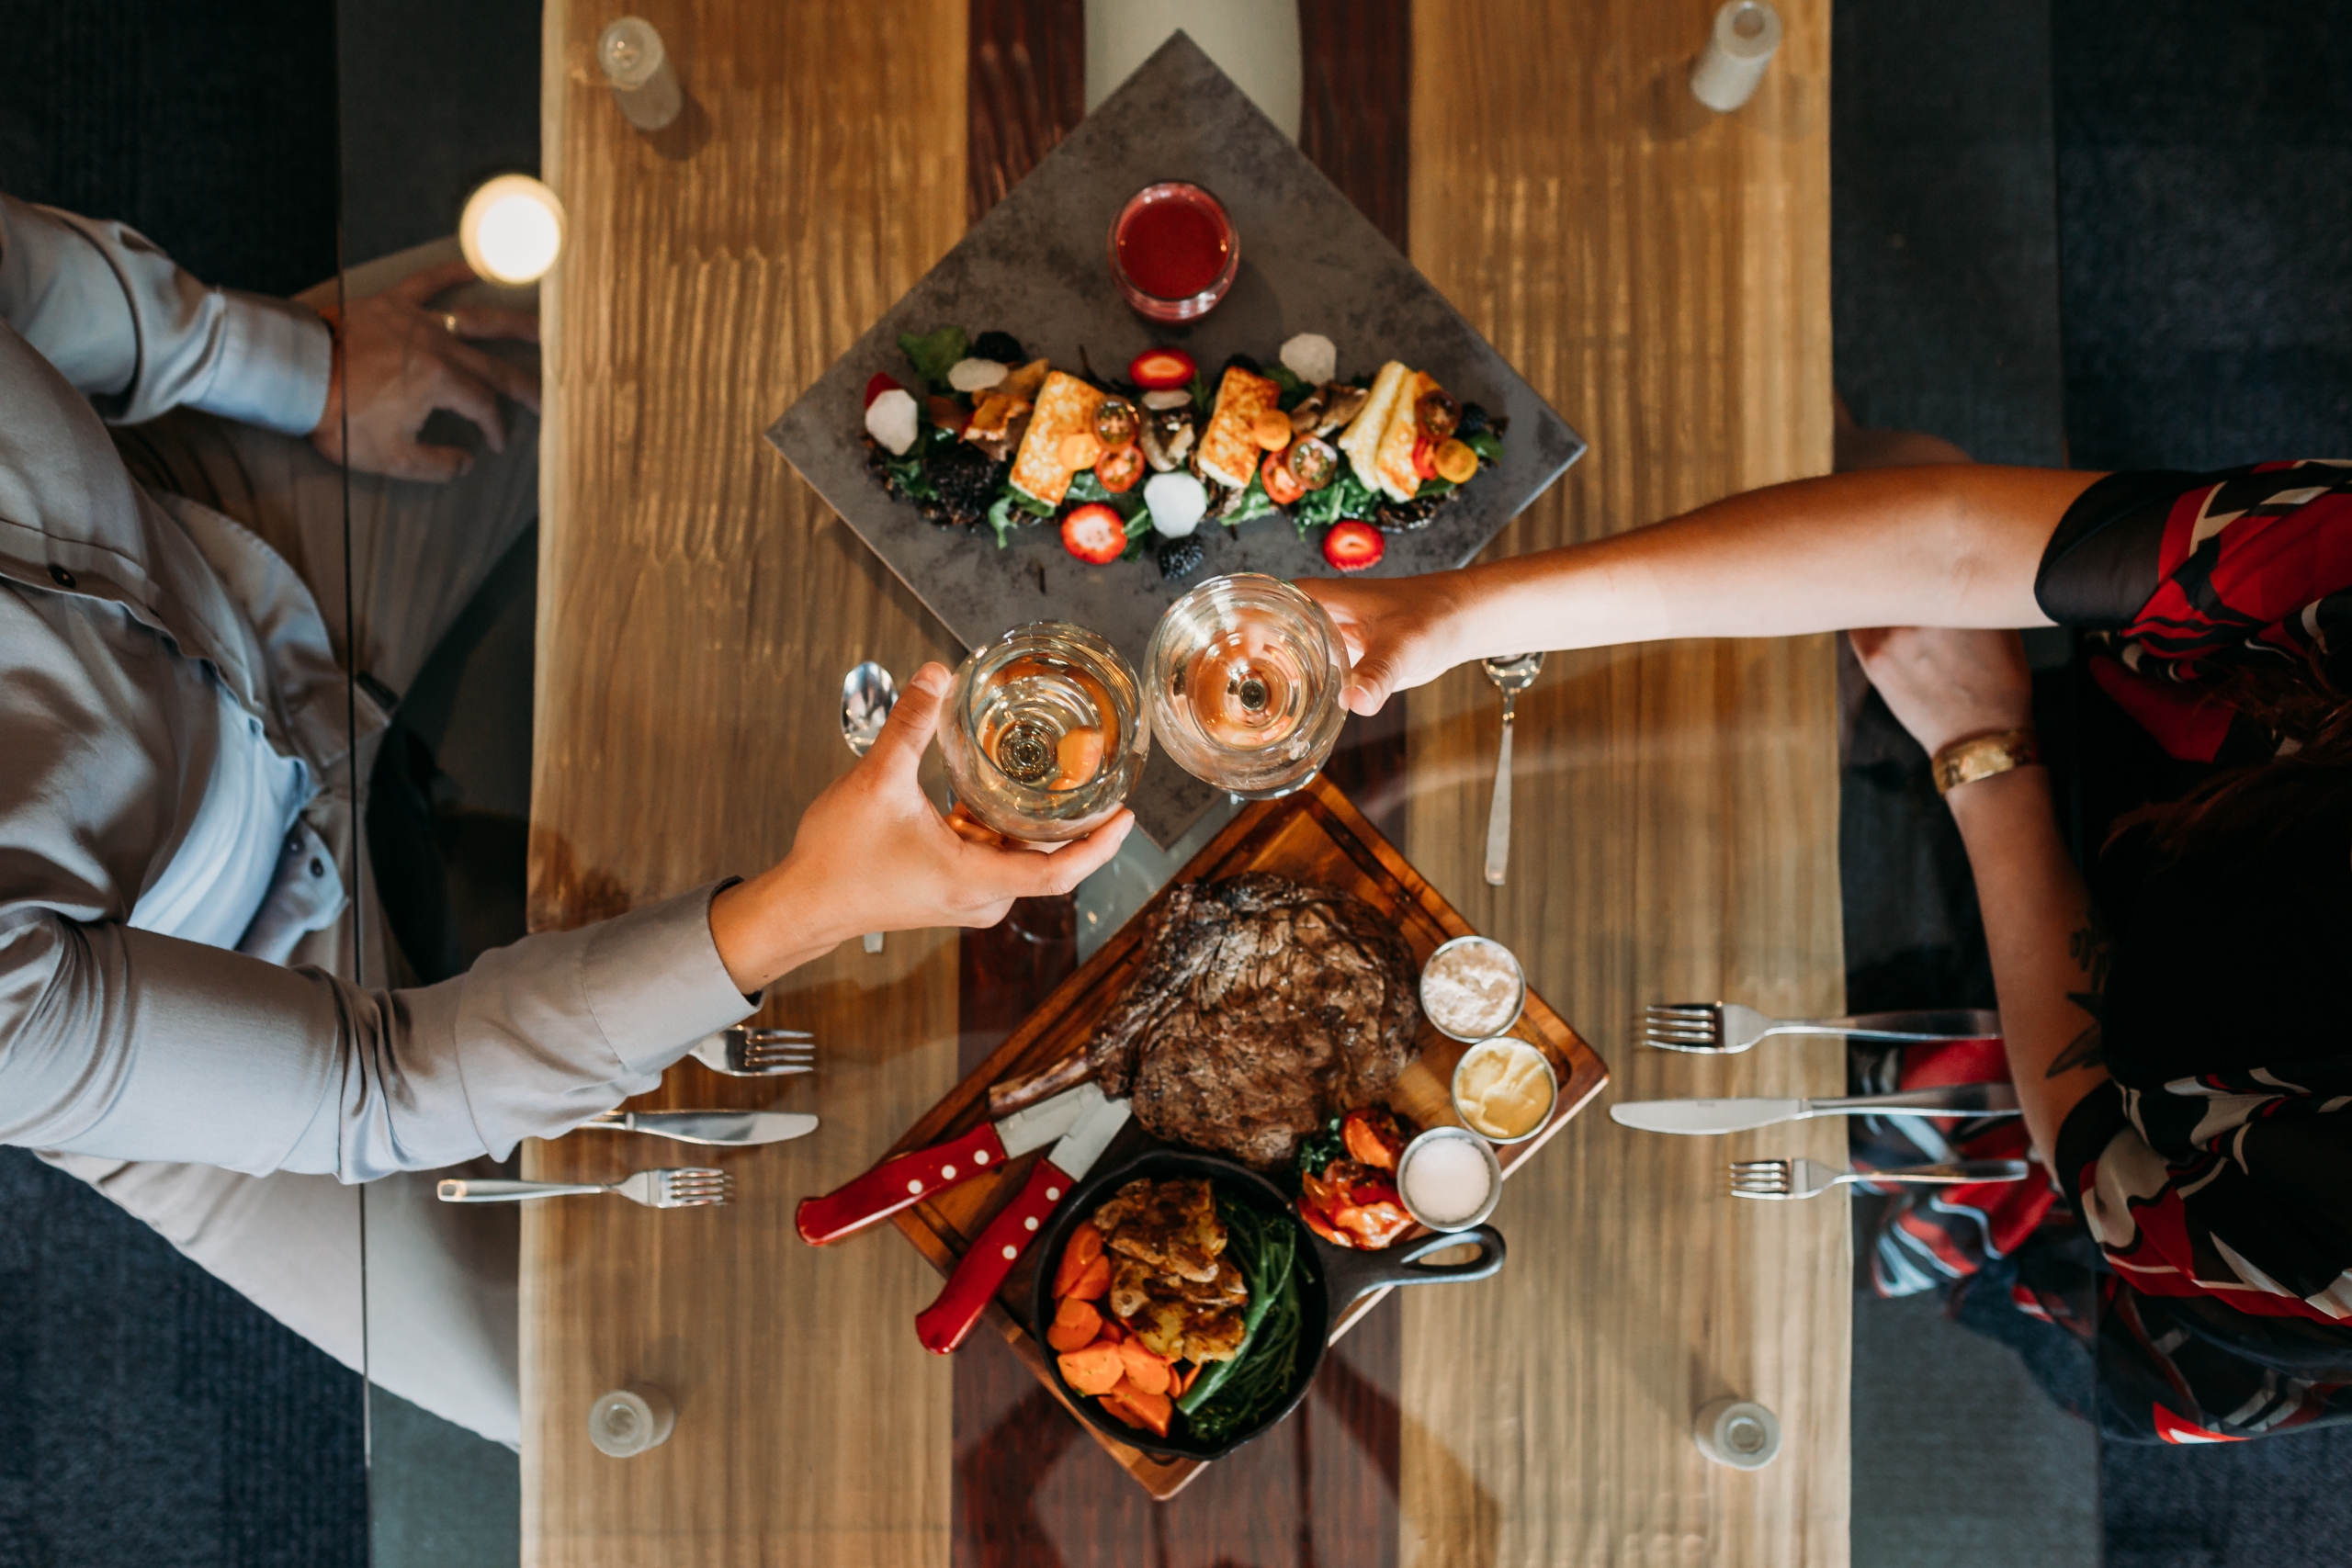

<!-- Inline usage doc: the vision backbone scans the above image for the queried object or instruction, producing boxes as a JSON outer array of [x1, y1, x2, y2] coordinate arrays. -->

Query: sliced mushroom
[[1312, 381, 1369, 437]]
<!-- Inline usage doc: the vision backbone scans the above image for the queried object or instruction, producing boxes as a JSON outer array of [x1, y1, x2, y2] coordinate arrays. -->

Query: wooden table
[[519, 2, 1843, 1564]]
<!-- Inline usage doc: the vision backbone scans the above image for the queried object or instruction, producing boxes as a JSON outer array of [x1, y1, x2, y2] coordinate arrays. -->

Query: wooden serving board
[[881, 771, 1608, 1499]]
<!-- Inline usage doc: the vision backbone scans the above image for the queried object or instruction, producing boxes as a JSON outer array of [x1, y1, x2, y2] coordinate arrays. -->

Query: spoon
[[1480, 653, 1544, 886], [841, 660, 898, 758], [841, 662, 899, 951]]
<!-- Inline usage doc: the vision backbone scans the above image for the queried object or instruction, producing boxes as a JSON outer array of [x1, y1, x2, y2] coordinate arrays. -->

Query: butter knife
[[581, 1109, 820, 1146], [1610, 1083, 2019, 1135]]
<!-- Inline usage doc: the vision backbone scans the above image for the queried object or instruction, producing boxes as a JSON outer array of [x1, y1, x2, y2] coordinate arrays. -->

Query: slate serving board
[[766, 32, 1584, 845]]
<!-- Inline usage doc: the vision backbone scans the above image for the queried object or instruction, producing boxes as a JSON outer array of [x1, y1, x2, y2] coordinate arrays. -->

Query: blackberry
[[928, 442, 1004, 527], [971, 330, 1024, 364], [1157, 535, 1205, 581], [1221, 351, 1263, 377], [1457, 400, 1491, 437]]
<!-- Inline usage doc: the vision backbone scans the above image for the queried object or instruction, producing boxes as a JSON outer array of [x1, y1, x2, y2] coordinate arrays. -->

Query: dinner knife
[[1609, 1083, 2021, 1135], [581, 1109, 820, 1146], [912, 1087, 1134, 1355], [794, 1081, 1095, 1246]]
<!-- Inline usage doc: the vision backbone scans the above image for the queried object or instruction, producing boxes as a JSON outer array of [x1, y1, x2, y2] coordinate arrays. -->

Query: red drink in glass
[[1108, 182, 1238, 322]]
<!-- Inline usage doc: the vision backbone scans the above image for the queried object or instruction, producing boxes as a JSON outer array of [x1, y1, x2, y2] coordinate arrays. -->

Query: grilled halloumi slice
[[1195, 366, 1280, 491], [1337, 360, 1411, 498], [1007, 369, 1107, 506], [1371, 370, 1439, 502]]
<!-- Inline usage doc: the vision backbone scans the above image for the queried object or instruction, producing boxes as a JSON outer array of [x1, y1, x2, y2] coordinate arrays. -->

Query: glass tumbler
[[940, 622, 1149, 843], [1143, 573, 1351, 798]]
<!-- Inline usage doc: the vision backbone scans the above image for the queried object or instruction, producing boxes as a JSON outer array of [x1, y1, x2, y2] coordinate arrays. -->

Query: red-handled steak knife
[[912, 1084, 1133, 1354], [795, 1081, 1099, 1246]]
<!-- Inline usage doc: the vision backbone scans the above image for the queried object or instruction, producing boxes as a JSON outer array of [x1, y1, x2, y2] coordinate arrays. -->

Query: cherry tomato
[[1250, 410, 1293, 451], [1410, 434, 1440, 481], [1127, 347, 1197, 390], [1322, 520, 1385, 573], [864, 372, 904, 409], [1096, 443, 1146, 493], [1414, 388, 1461, 439], [1095, 399, 1140, 448], [1433, 438, 1478, 484], [1287, 436, 1338, 491], [1261, 449, 1306, 506], [1060, 503, 1127, 565]]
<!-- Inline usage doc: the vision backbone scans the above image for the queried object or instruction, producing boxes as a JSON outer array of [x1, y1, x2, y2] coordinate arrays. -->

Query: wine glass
[[1142, 573, 1350, 798], [939, 622, 1148, 843]]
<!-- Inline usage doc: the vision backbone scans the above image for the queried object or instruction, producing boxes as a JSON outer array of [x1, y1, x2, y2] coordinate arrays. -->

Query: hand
[[1297, 573, 1466, 716], [309, 259, 541, 481], [1848, 626, 2035, 758], [707, 663, 1135, 993]]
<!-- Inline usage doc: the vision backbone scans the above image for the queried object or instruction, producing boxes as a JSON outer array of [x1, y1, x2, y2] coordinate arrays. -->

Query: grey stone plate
[[766, 32, 1584, 845]]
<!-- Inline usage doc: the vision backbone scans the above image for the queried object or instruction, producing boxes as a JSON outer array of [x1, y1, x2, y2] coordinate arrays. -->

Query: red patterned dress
[[1863, 461, 2352, 1445]]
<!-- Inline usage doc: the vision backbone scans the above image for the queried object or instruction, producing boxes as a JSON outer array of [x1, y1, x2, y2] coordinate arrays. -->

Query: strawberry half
[[1061, 503, 1127, 565], [864, 371, 905, 409], [1322, 520, 1385, 573], [1127, 347, 1197, 390]]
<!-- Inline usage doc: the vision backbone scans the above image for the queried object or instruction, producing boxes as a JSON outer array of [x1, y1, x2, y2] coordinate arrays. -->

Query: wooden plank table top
[[519, 1, 1842, 1565]]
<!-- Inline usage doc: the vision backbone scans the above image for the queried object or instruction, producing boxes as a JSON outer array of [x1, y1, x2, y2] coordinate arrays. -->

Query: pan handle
[[1321, 1224, 1506, 1308]]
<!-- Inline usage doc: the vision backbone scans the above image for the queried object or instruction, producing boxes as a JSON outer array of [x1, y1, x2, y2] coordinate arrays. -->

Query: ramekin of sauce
[[1397, 1126, 1503, 1232], [1450, 1036, 1558, 1145], [1108, 181, 1238, 322], [1419, 935, 1526, 1043]]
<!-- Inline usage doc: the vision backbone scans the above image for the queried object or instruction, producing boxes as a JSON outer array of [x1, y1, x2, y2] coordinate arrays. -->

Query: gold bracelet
[[1931, 728, 2041, 795]]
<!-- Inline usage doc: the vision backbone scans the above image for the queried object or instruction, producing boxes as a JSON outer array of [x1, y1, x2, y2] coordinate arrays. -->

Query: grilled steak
[[1089, 874, 1420, 1170]]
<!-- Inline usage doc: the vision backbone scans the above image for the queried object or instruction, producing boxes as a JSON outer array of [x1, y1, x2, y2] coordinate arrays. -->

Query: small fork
[[435, 1168, 734, 1206], [689, 1026, 816, 1077], [1645, 1003, 2002, 1054], [1728, 1156, 2029, 1201]]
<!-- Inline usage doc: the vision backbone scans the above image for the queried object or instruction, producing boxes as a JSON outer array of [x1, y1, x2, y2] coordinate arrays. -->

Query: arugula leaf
[[883, 450, 935, 501], [1295, 467, 1378, 535], [1065, 468, 1145, 521], [1266, 364, 1308, 411], [1186, 370, 1212, 417], [1464, 429, 1505, 464], [985, 491, 1024, 547], [898, 325, 970, 390], [1224, 469, 1280, 527]]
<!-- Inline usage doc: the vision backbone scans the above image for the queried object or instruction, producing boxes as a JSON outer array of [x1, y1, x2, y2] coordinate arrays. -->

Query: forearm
[[1424, 466, 2097, 664], [1944, 766, 2110, 1157]]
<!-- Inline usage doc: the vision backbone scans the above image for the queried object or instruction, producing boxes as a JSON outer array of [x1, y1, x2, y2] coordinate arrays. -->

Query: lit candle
[[458, 175, 566, 286]]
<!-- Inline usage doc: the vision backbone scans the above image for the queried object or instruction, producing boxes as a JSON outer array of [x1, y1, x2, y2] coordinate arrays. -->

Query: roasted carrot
[[1050, 1223, 1105, 1299], [1057, 1341, 1125, 1396], [1067, 1252, 1112, 1302], [1100, 1380, 1173, 1438], [1117, 1339, 1172, 1396], [1046, 1297, 1103, 1353]]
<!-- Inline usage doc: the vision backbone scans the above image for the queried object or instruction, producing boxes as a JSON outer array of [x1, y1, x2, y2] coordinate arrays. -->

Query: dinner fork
[[435, 1168, 733, 1206], [1727, 1156, 2030, 1201], [1644, 1003, 2002, 1054], [689, 1025, 816, 1077]]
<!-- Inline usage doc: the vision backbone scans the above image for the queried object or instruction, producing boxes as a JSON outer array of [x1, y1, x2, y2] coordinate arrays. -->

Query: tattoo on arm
[[2047, 908, 2112, 1079]]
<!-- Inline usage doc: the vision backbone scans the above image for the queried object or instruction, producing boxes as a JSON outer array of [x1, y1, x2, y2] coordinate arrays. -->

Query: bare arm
[[1946, 766, 2112, 1157], [1306, 464, 2105, 714], [1849, 626, 2109, 1158]]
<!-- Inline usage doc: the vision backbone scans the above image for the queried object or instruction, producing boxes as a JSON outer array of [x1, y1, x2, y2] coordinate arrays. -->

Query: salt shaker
[[1693, 1396, 1781, 1469], [587, 1385, 677, 1458], [1689, 0, 1783, 113], [598, 17, 684, 131]]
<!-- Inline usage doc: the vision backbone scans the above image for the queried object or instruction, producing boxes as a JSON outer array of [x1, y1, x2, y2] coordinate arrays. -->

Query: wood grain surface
[[1396, 3, 1848, 1566], [521, 5, 967, 1566]]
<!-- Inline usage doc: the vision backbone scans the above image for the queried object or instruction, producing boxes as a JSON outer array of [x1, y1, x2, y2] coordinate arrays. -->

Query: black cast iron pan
[[1030, 1146, 1506, 1461]]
